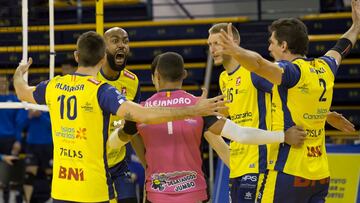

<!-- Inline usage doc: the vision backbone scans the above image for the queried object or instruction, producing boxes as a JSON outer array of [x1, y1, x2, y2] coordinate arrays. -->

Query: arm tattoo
[[124, 112, 135, 121]]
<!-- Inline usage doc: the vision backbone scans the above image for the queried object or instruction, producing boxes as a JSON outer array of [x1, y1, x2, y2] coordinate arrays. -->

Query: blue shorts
[[25, 143, 53, 169], [229, 173, 264, 203], [258, 170, 330, 203], [109, 160, 137, 200]]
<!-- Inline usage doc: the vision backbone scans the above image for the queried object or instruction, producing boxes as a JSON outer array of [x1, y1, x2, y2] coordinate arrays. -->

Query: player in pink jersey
[[108, 52, 307, 203]]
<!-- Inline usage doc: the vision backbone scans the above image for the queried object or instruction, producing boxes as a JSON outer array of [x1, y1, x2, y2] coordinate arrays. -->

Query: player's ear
[[74, 51, 79, 63], [151, 74, 155, 85], [280, 41, 288, 52], [182, 69, 188, 80]]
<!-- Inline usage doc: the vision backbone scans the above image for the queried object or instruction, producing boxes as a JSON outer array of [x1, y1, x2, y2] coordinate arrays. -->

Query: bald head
[[104, 27, 128, 40], [104, 27, 130, 72]]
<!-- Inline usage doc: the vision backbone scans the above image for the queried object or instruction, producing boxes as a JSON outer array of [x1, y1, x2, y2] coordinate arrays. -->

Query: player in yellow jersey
[[216, 1, 359, 201], [208, 23, 276, 203], [12, 31, 227, 203], [97, 27, 140, 203]]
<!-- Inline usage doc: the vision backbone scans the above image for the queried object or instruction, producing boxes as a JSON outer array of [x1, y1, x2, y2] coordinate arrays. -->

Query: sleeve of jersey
[[251, 73, 273, 93], [320, 56, 339, 76], [277, 61, 301, 88], [33, 80, 49, 105], [202, 116, 219, 131], [97, 83, 127, 115]]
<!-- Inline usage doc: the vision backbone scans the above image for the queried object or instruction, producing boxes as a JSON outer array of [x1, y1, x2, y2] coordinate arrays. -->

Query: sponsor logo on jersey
[[87, 78, 101, 85], [150, 171, 198, 193], [58, 166, 84, 181], [55, 126, 87, 141], [60, 147, 83, 159], [241, 175, 258, 182], [230, 111, 253, 123], [293, 176, 329, 187], [303, 113, 327, 120], [307, 145, 322, 157], [81, 102, 93, 112], [305, 128, 324, 138], [76, 128, 87, 140], [297, 83, 309, 94], [123, 70, 136, 80]]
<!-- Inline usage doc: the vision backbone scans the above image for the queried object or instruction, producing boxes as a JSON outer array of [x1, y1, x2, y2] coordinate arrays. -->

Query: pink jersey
[[137, 90, 207, 203]]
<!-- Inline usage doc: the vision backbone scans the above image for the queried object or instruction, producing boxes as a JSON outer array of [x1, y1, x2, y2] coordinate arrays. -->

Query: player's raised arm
[[13, 58, 37, 103], [116, 88, 227, 124], [216, 23, 283, 85], [325, 0, 360, 64]]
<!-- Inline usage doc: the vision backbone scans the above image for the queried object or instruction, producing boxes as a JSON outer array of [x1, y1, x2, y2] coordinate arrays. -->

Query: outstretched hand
[[352, 0, 360, 28], [195, 88, 228, 117], [214, 23, 240, 57], [14, 58, 33, 80], [327, 111, 356, 133]]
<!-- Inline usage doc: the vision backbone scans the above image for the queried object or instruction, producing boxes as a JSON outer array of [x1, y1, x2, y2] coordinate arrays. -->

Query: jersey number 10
[[57, 95, 78, 120]]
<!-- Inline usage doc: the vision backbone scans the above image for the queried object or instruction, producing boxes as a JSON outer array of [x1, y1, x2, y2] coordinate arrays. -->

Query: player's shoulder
[[122, 69, 139, 82], [219, 70, 228, 78], [87, 77, 102, 86]]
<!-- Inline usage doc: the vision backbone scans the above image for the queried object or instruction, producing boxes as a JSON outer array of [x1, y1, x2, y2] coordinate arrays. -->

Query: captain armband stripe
[[330, 38, 353, 59]]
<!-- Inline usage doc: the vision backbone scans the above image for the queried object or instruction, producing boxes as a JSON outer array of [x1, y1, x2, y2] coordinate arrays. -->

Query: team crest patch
[[123, 70, 135, 80], [121, 87, 127, 95], [87, 78, 101, 85], [236, 77, 241, 86]]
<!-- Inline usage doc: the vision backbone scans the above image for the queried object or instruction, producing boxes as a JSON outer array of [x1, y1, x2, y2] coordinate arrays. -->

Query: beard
[[107, 51, 127, 72]]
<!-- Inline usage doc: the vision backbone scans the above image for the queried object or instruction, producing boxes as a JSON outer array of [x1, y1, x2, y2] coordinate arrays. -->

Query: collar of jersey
[[227, 65, 241, 76], [159, 88, 181, 92], [72, 72, 90, 77], [99, 68, 121, 81], [291, 56, 313, 62]]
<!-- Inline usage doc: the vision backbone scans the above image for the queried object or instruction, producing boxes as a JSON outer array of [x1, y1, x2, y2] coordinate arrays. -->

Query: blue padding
[[326, 144, 360, 153], [212, 158, 229, 203]]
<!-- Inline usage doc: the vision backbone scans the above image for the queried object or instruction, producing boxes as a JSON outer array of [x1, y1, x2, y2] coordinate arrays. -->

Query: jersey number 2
[[319, 79, 327, 102], [57, 95, 77, 120]]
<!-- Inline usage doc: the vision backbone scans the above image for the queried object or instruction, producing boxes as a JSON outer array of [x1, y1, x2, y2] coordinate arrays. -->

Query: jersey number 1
[[318, 79, 327, 102], [57, 95, 77, 120]]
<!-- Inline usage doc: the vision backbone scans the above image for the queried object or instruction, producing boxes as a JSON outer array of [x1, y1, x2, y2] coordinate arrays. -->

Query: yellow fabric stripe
[[0, 17, 248, 33], [301, 12, 351, 20], [0, 39, 207, 52], [259, 170, 277, 203]]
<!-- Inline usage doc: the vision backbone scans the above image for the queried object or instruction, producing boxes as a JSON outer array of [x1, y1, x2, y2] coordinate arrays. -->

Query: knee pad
[[24, 172, 36, 186]]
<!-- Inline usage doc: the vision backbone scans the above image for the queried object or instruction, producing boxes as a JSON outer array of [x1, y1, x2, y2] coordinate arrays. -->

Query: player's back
[[270, 57, 336, 180], [45, 74, 114, 202], [137, 90, 207, 203]]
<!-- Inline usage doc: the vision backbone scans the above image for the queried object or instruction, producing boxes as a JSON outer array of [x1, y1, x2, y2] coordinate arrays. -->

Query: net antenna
[[21, 0, 28, 81], [49, 0, 55, 79]]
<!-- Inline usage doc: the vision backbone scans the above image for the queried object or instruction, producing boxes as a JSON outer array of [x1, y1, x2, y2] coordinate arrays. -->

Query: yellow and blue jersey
[[269, 56, 338, 180], [33, 73, 127, 202], [97, 68, 140, 168], [219, 66, 273, 178]]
